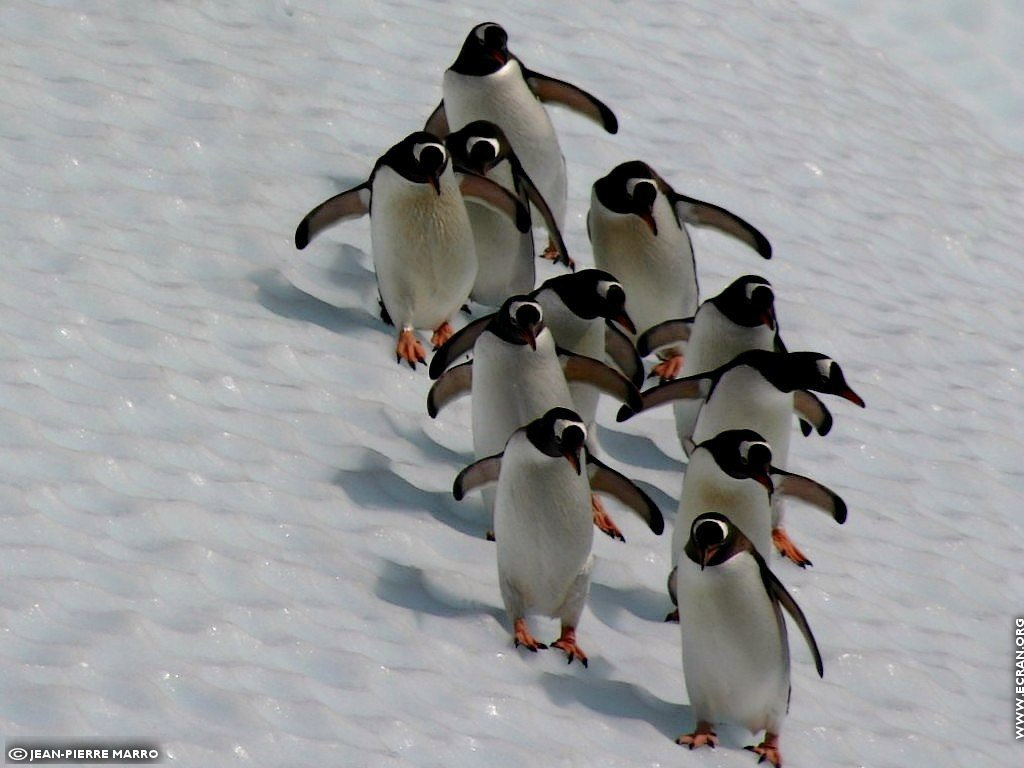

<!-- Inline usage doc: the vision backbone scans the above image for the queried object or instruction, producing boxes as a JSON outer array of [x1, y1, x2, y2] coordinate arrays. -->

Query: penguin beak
[[613, 310, 636, 335], [761, 309, 776, 331], [699, 544, 719, 571], [840, 387, 866, 408], [640, 211, 658, 236], [519, 327, 538, 350], [754, 470, 774, 495], [428, 172, 442, 196], [562, 445, 583, 475]]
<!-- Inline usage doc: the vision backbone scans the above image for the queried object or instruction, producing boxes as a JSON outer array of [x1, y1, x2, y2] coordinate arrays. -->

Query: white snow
[[1, 1, 1022, 766]]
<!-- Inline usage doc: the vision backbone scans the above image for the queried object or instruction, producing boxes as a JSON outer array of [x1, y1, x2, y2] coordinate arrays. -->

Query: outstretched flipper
[[636, 318, 693, 358], [616, 375, 710, 422], [423, 100, 450, 137], [427, 361, 473, 417], [459, 173, 531, 232], [585, 454, 664, 534], [514, 162, 573, 269], [670, 193, 772, 259], [560, 350, 642, 413], [756, 551, 824, 677], [772, 469, 848, 524], [605, 321, 644, 387], [524, 69, 618, 134], [295, 183, 371, 249], [795, 390, 833, 436], [429, 313, 495, 379], [452, 452, 503, 500]]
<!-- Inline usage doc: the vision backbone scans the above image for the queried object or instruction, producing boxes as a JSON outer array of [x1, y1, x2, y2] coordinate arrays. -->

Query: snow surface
[[2, 1, 1022, 766]]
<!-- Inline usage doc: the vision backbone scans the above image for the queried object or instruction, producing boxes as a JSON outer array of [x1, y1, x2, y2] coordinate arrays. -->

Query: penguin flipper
[[670, 194, 772, 259], [453, 453, 503, 500], [615, 376, 708, 422], [636, 318, 694, 358], [771, 469, 848, 524], [459, 172, 531, 232], [514, 161, 572, 268], [757, 554, 824, 677], [429, 313, 494, 379], [427, 361, 473, 418], [295, 183, 371, 249], [560, 350, 642, 412], [523, 69, 618, 134], [794, 390, 833, 436], [605, 321, 644, 387], [585, 454, 664, 534], [424, 100, 450, 136]]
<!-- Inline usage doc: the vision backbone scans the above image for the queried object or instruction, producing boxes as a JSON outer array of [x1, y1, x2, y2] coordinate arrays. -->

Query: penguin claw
[[396, 329, 427, 369], [745, 735, 782, 767], [772, 527, 813, 567], [513, 619, 547, 652], [551, 629, 588, 667], [540, 239, 575, 270], [592, 495, 625, 542], [651, 354, 684, 382], [675, 725, 717, 750], [430, 321, 455, 350]]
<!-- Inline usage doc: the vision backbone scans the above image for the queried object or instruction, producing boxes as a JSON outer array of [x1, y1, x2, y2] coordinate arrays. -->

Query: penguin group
[[294, 21, 867, 768]]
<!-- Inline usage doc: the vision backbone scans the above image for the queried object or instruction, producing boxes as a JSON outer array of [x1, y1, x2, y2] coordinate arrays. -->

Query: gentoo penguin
[[675, 512, 823, 767], [637, 275, 785, 445], [294, 131, 528, 368], [426, 22, 617, 254], [428, 295, 645, 541], [453, 407, 663, 665], [664, 429, 846, 620], [618, 350, 864, 564], [588, 161, 772, 380], [445, 120, 573, 305]]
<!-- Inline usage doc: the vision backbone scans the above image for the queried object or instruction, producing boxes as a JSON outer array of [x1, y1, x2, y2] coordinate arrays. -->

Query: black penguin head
[[593, 160, 661, 234], [685, 512, 750, 570], [526, 407, 587, 474], [789, 353, 866, 407], [536, 270, 636, 333], [712, 275, 777, 330], [452, 22, 510, 75], [698, 429, 774, 493], [491, 295, 545, 349], [445, 120, 511, 175], [382, 132, 449, 194]]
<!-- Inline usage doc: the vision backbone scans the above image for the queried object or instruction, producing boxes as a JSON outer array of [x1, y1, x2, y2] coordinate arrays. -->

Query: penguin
[[675, 512, 823, 767], [294, 131, 529, 368], [588, 161, 772, 380], [618, 350, 864, 564], [664, 429, 847, 620], [453, 407, 663, 665], [637, 275, 785, 445], [426, 22, 618, 255], [445, 120, 573, 306], [428, 295, 645, 541]]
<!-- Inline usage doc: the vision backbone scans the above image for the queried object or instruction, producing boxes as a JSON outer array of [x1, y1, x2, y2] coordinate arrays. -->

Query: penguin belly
[[676, 555, 789, 735]]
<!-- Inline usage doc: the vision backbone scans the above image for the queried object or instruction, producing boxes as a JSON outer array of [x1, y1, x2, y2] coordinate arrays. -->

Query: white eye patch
[[413, 142, 446, 163], [693, 516, 729, 543], [553, 418, 587, 443], [509, 300, 542, 325], [744, 281, 771, 301], [816, 358, 834, 378], [467, 136, 501, 158], [596, 279, 621, 299], [625, 178, 656, 198], [739, 440, 771, 463]]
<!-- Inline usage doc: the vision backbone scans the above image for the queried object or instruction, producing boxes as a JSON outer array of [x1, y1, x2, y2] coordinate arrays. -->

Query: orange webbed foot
[[430, 321, 454, 350], [513, 618, 547, 653], [650, 353, 684, 382], [676, 721, 717, 750], [592, 494, 625, 542], [772, 526, 812, 567], [550, 626, 588, 668], [396, 328, 427, 369], [540, 238, 575, 270], [745, 732, 782, 766]]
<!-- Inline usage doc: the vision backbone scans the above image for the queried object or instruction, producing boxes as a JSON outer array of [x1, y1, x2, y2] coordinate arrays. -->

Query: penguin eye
[[738, 440, 771, 465], [413, 141, 447, 167], [816, 358, 835, 381], [509, 300, 542, 327], [467, 136, 500, 160], [553, 419, 587, 445], [625, 178, 656, 198], [745, 282, 772, 303], [693, 517, 729, 546]]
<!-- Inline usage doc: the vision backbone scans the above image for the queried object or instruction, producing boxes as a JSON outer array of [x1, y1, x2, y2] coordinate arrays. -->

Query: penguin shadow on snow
[[596, 425, 684, 473], [332, 463, 488, 540], [587, 580, 676, 626], [373, 559, 505, 625]]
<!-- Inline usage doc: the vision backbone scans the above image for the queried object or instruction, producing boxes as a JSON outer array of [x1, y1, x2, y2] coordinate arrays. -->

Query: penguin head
[[492, 295, 545, 349], [697, 429, 774, 493], [712, 275, 777, 330], [790, 353, 866, 407], [593, 161, 661, 235], [526, 407, 587, 475], [685, 512, 751, 570], [535, 270, 636, 333], [452, 22, 511, 75], [383, 132, 450, 194], [445, 120, 511, 176]]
